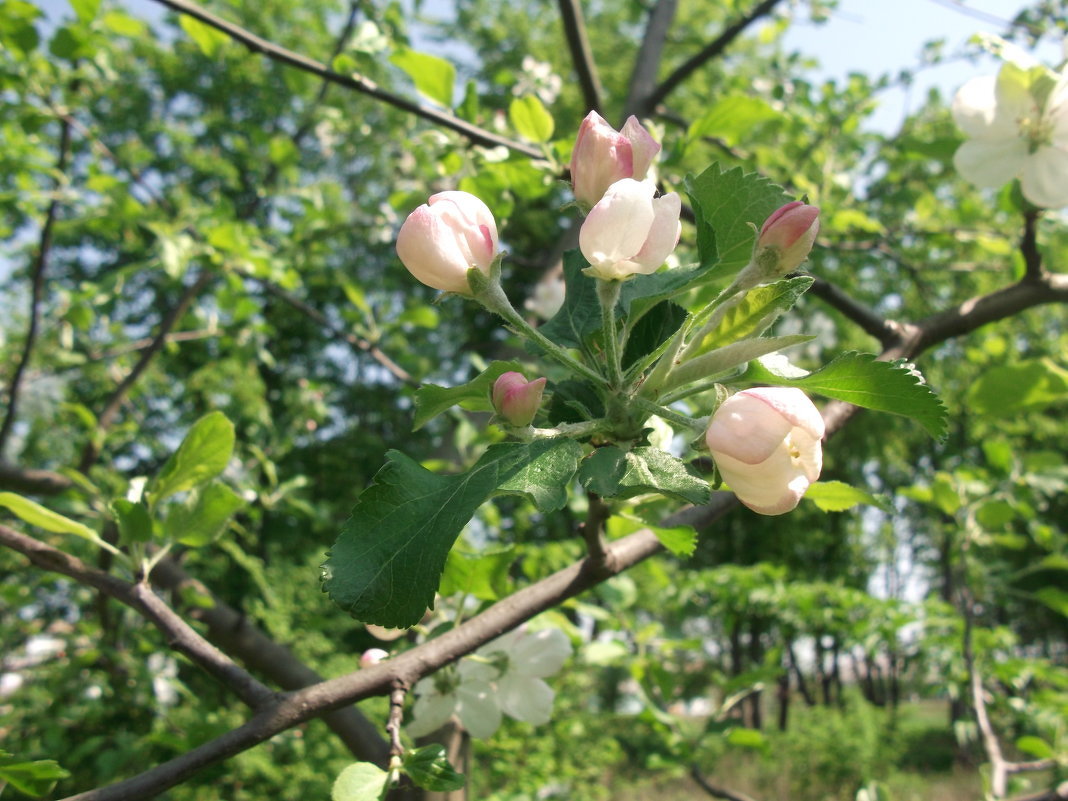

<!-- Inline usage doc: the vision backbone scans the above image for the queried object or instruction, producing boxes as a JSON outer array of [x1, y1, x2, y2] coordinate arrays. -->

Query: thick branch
[[0, 462, 73, 495], [622, 0, 679, 120], [0, 523, 274, 709], [557, 0, 603, 113], [147, 0, 541, 159], [643, 0, 784, 114], [0, 117, 73, 456]]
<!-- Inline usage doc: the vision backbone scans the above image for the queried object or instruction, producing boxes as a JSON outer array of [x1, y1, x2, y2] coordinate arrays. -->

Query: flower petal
[[406, 690, 456, 737], [705, 392, 795, 465], [509, 628, 573, 678], [1019, 143, 1068, 208], [457, 682, 502, 738], [953, 138, 1027, 189], [713, 449, 811, 516], [498, 675, 555, 724], [579, 179, 655, 269]]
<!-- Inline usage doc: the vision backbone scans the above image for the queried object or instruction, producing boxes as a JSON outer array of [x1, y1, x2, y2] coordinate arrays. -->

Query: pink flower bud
[[492, 372, 547, 427], [705, 387, 824, 516], [360, 648, 389, 667], [579, 179, 681, 280], [570, 111, 661, 208], [396, 191, 499, 295], [755, 201, 820, 276]]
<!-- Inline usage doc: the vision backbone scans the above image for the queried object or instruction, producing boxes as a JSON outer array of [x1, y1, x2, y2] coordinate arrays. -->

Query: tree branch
[[808, 276, 901, 348], [557, 0, 603, 113], [0, 462, 73, 495], [643, 0, 784, 114], [0, 523, 274, 709], [0, 117, 73, 457], [147, 0, 541, 160], [622, 0, 679, 120], [690, 764, 762, 801], [1021, 210, 1042, 280]]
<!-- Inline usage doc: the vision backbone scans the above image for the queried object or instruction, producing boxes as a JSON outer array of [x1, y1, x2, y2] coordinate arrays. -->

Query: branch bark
[[557, 0, 603, 113], [622, 0, 679, 121]]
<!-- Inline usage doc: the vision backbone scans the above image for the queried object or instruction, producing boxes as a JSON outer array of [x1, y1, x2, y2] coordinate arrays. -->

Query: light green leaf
[[439, 546, 514, 601], [403, 745, 466, 792], [1015, 735, 1054, 760], [322, 439, 582, 627], [100, 11, 145, 37], [509, 95, 554, 143], [70, 0, 101, 22], [725, 727, 766, 749], [110, 499, 153, 544], [0, 492, 98, 543], [582, 640, 630, 665], [607, 514, 697, 557], [665, 335, 814, 392], [179, 15, 229, 57], [413, 360, 524, 431], [966, 358, 1068, 416], [0, 750, 71, 797], [1034, 587, 1068, 618], [148, 412, 236, 504], [697, 276, 814, 351], [577, 446, 710, 505], [389, 48, 455, 107], [165, 481, 245, 547], [688, 94, 781, 147], [805, 481, 891, 513], [332, 761, 390, 801], [743, 351, 948, 439]]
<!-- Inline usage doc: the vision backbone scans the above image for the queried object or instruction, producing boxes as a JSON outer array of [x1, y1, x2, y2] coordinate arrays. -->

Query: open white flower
[[472, 627, 572, 725], [405, 668, 501, 738], [952, 63, 1068, 208]]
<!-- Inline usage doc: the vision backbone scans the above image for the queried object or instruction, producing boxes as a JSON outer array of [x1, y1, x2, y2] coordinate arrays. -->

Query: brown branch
[[808, 276, 901, 348], [643, 0, 784, 114], [77, 270, 215, 472], [557, 0, 603, 113], [0, 523, 274, 709], [0, 462, 73, 495], [580, 492, 613, 567], [690, 764, 761, 801], [622, 0, 679, 120], [1021, 210, 1042, 280], [0, 117, 73, 456], [147, 0, 541, 160], [386, 682, 408, 759]]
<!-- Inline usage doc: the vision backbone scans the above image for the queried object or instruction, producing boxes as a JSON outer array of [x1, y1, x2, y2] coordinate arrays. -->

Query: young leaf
[[332, 762, 391, 801], [403, 744, 466, 792], [607, 514, 697, 557], [164, 481, 246, 547], [577, 446, 710, 505], [965, 358, 1068, 416], [110, 499, 153, 544], [179, 15, 230, 57], [0, 750, 71, 798], [439, 546, 514, 600], [389, 48, 455, 107], [148, 411, 236, 504], [538, 250, 601, 349], [697, 276, 814, 352], [413, 360, 523, 431], [509, 95, 554, 143], [322, 439, 583, 627], [623, 301, 686, 369], [663, 335, 813, 393], [742, 352, 948, 439], [686, 163, 792, 272], [804, 480, 891, 513], [0, 492, 98, 542]]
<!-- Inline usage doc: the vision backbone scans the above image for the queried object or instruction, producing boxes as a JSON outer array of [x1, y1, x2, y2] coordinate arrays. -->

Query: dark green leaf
[[148, 412, 236, 503], [403, 745, 466, 792], [623, 301, 686, 369], [538, 251, 601, 349], [497, 438, 585, 512], [578, 446, 710, 505], [546, 379, 605, 425], [413, 360, 523, 430]]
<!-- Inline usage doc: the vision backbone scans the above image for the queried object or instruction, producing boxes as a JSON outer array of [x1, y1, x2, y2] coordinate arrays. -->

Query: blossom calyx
[[705, 387, 824, 515], [570, 111, 661, 208], [492, 372, 547, 427], [396, 191, 499, 294], [579, 179, 681, 280]]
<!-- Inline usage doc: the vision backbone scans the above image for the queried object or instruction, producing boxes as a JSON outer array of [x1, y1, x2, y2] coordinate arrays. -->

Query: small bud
[[754, 201, 820, 277], [579, 179, 681, 280], [396, 191, 499, 295], [360, 648, 389, 668], [492, 372, 547, 427], [570, 111, 661, 208], [705, 387, 824, 516]]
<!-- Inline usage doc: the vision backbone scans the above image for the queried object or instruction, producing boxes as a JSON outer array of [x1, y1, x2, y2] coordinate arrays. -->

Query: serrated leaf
[[403, 745, 466, 792], [164, 481, 245, 547], [577, 446, 710, 505], [509, 95, 553, 143], [497, 438, 584, 511], [698, 276, 813, 351], [619, 261, 719, 322], [412, 360, 523, 430], [743, 352, 948, 439], [148, 412, 236, 503], [179, 15, 229, 57], [322, 439, 582, 627], [110, 499, 153, 544], [0, 751, 70, 797], [390, 48, 455, 107], [805, 481, 891, 513], [0, 492, 98, 543], [332, 761, 390, 801], [966, 358, 1068, 416], [686, 163, 792, 272], [538, 250, 600, 349]]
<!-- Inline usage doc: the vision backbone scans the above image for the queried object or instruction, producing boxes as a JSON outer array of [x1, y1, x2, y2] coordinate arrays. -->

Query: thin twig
[[1020, 210, 1042, 280], [0, 462, 74, 495], [808, 276, 901, 347], [148, 0, 541, 159], [557, 0, 603, 113], [690, 764, 762, 801], [386, 681, 408, 759], [0, 117, 73, 456]]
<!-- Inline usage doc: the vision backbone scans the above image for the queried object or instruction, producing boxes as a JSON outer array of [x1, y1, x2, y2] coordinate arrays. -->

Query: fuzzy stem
[[596, 279, 624, 388]]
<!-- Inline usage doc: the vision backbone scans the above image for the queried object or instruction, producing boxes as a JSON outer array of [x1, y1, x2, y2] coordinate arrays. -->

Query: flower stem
[[596, 278, 624, 389]]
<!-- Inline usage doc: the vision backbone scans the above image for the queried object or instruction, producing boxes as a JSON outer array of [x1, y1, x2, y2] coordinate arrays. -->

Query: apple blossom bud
[[754, 201, 820, 277], [396, 191, 499, 295], [705, 387, 824, 516], [492, 372, 547, 427], [360, 648, 389, 667], [570, 111, 661, 208], [579, 179, 681, 280]]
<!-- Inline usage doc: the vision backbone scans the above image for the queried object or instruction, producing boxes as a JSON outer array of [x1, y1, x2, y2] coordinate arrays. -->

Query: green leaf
[[389, 48, 455, 107], [439, 546, 514, 600], [110, 499, 153, 544], [743, 352, 948, 439], [509, 95, 554, 143], [148, 412, 236, 504], [577, 447, 710, 505], [497, 438, 585, 512], [1015, 735, 1054, 760], [582, 639, 630, 665], [1033, 587, 1068, 618], [805, 481, 891, 513], [332, 761, 390, 801], [619, 262, 719, 322], [538, 250, 601, 349], [70, 0, 101, 22], [179, 15, 229, 57], [403, 745, 466, 792], [323, 439, 582, 627], [607, 514, 697, 557], [164, 481, 246, 547], [966, 358, 1068, 416], [0, 492, 98, 543], [623, 301, 686, 369], [698, 277, 813, 351], [665, 335, 814, 392], [546, 379, 604, 425], [688, 94, 781, 147], [413, 360, 523, 431], [725, 727, 766, 749], [0, 751, 70, 797], [101, 10, 145, 36], [686, 163, 792, 272]]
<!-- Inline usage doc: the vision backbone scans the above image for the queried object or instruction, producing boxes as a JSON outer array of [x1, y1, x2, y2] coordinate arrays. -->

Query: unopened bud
[[360, 648, 389, 667], [754, 201, 820, 277], [570, 111, 661, 208], [491, 372, 547, 427]]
